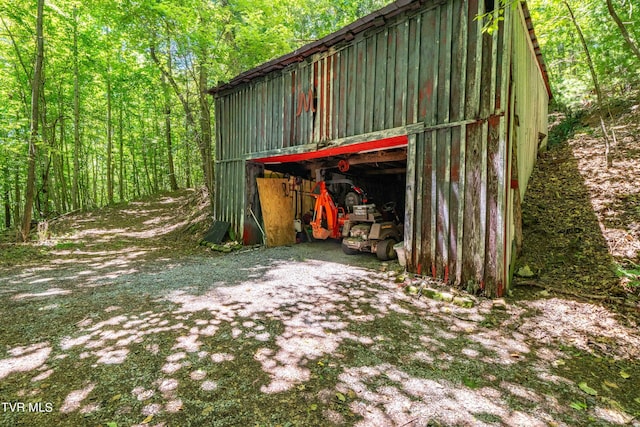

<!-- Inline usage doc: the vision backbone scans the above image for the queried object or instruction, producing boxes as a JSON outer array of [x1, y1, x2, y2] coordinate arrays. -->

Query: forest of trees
[[1, 0, 639, 241]]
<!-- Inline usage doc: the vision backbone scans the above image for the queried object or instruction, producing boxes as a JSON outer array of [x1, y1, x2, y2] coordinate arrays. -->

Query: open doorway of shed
[[244, 136, 408, 248]]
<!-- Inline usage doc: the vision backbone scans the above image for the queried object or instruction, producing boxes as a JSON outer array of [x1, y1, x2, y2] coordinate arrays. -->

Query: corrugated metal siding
[[503, 2, 550, 284], [513, 3, 549, 197], [213, 0, 549, 297]]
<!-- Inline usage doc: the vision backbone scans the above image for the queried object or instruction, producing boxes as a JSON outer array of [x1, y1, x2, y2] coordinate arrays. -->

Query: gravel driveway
[[1, 192, 639, 426]]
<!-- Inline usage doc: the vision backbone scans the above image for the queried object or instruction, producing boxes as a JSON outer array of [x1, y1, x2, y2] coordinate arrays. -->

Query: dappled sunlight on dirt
[[0, 342, 51, 380], [2, 188, 640, 425], [570, 104, 640, 263], [2, 245, 639, 425]]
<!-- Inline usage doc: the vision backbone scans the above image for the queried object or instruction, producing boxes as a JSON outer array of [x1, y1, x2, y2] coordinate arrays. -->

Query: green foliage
[[0, 0, 392, 230], [547, 112, 585, 148], [528, 0, 640, 108], [616, 261, 640, 289]]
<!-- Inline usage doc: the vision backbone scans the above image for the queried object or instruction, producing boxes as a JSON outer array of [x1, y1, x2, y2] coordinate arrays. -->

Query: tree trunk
[[57, 96, 69, 213], [198, 46, 215, 209], [14, 168, 21, 229], [72, 6, 81, 211], [20, 0, 45, 242], [106, 74, 114, 204], [163, 50, 179, 191], [564, 1, 613, 168], [119, 99, 125, 201], [150, 44, 214, 207], [606, 0, 640, 63], [3, 163, 10, 229]]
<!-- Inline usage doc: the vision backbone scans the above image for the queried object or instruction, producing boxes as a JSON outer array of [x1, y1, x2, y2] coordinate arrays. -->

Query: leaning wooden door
[[256, 178, 295, 247]]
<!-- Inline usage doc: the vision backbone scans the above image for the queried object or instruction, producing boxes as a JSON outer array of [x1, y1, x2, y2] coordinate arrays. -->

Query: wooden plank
[[465, 0, 482, 119], [282, 72, 291, 147], [413, 131, 425, 273], [429, 130, 437, 278], [364, 35, 377, 133], [347, 45, 356, 137], [449, 0, 467, 284], [435, 1, 452, 282], [300, 64, 308, 146], [374, 29, 388, 131], [461, 121, 485, 286], [327, 54, 334, 141], [319, 57, 326, 142], [332, 52, 340, 139], [259, 81, 266, 150], [256, 177, 295, 247], [484, 114, 502, 296], [249, 85, 255, 153], [449, 125, 461, 283], [275, 76, 283, 149], [233, 91, 238, 159], [385, 25, 397, 129], [419, 7, 440, 125], [407, 15, 421, 125], [338, 51, 347, 138], [311, 61, 318, 143], [404, 133, 417, 270], [216, 97, 224, 160], [395, 20, 409, 127], [355, 40, 366, 135]]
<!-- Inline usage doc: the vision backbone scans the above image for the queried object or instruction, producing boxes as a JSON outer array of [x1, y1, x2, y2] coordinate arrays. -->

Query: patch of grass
[[0, 243, 49, 267], [548, 112, 585, 148], [53, 241, 83, 250], [615, 261, 640, 290]]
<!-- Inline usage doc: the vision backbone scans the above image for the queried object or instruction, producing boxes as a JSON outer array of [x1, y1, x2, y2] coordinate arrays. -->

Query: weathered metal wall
[[503, 3, 550, 283], [213, 0, 549, 296]]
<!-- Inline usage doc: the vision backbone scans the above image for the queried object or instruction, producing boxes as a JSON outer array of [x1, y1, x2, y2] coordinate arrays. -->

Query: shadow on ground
[[518, 113, 639, 305], [1, 242, 639, 426]]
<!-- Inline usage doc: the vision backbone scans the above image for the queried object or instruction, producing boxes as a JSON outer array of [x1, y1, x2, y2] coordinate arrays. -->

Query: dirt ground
[[1, 181, 639, 426]]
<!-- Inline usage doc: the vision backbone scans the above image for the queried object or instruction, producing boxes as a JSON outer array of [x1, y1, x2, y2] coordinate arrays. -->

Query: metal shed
[[209, 0, 551, 297]]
